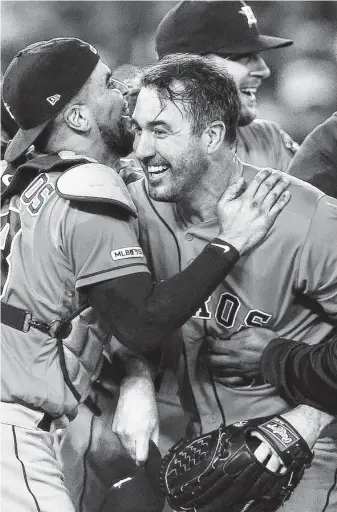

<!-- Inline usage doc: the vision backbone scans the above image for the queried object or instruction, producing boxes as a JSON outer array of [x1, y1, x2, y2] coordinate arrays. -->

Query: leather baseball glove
[[160, 415, 313, 512]]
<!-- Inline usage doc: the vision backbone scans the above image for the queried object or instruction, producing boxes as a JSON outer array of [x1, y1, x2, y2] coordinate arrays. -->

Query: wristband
[[207, 238, 240, 262]]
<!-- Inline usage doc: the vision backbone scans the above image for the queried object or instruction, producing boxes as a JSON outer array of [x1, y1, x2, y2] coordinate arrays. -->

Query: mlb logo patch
[[111, 247, 144, 260]]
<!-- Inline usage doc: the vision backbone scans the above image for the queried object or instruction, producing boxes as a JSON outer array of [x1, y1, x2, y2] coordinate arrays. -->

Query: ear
[[202, 121, 226, 154], [63, 104, 91, 133]]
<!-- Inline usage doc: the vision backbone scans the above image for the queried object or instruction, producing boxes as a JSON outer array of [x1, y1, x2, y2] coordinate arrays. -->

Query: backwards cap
[[3, 37, 100, 162]]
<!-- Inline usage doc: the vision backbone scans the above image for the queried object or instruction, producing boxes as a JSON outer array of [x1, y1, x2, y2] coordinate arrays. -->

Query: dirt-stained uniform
[[128, 160, 337, 512]]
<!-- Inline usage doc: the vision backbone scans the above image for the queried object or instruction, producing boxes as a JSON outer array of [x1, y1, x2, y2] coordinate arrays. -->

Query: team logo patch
[[259, 418, 298, 447], [46, 94, 61, 106], [239, 5, 257, 27], [280, 130, 299, 156], [111, 246, 144, 260]]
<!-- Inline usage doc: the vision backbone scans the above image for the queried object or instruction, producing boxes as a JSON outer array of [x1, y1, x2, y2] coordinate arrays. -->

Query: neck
[[46, 132, 121, 168], [177, 152, 242, 224], [86, 141, 120, 168]]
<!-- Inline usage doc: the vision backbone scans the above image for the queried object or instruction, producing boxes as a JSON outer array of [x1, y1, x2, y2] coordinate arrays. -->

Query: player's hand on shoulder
[[217, 168, 290, 254], [112, 371, 159, 466]]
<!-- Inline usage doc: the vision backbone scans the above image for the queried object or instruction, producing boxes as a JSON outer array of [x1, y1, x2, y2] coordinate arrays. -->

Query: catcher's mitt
[[160, 415, 313, 512]]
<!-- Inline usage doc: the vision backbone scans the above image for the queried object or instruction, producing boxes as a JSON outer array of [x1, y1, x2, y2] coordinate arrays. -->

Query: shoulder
[[240, 119, 282, 139], [239, 120, 299, 155], [288, 113, 337, 197], [56, 161, 137, 218], [243, 163, 325, 224]]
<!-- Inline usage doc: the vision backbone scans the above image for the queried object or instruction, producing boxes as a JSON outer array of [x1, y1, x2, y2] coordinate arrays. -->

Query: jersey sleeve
[[296, 195, 337, 319], [287, 113, 337, 197], [62, 204, 150, 289]]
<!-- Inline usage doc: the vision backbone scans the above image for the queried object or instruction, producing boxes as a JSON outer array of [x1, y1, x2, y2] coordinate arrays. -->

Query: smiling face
[[132, 84, 209, 202], [206, 53, 270, 126]]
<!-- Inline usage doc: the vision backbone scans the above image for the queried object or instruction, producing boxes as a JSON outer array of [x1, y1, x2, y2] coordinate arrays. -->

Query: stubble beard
[[99, 119, 134, 158]]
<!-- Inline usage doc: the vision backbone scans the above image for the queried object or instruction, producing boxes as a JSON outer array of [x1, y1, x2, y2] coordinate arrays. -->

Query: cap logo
[[46, 94, 61, 106], [3, 100, 16, 120], [239, 5, 257, 27]]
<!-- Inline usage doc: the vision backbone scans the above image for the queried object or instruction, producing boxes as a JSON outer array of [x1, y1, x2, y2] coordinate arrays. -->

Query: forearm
[[108, 336, 159, 381], [261, 332, 337, 415], [88, 239, 239, 352], [280, 405, 334, 449]]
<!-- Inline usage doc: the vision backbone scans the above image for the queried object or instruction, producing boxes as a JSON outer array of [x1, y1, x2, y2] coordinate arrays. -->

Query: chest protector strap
[[56, 162, 137, 217]]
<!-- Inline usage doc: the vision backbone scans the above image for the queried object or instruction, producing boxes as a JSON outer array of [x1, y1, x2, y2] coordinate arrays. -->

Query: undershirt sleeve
[[260, 330, 337, 416]]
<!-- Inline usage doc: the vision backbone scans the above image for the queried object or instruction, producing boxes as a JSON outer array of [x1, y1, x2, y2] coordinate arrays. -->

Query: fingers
[[261, 182, 290, 215], [267, 190, 291, 219], [214, 375, 246, 386], [245, 169, 288, 201], [253, 171, 290, 205], [245, 168, 274, 198], [252, 433, 286, 474], [220, 176, 246, 201], [207, 336, 231, 352], [208, 357, 240, 371], [135, 436, 150, 467]]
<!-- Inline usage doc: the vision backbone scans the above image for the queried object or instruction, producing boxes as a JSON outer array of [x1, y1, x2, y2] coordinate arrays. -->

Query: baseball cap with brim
[[214, 34, 293, 57], [156, 0, 293, 59], [3, 37, 100, 162], [4, 119, 50, 163]]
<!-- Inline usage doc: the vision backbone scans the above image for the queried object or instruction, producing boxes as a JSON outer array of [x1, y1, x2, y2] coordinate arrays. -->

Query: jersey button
[[185, 233, 193, 241]]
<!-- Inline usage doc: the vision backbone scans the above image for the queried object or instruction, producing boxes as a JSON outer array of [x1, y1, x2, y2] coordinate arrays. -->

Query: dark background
[[2, 1, 337, 142]]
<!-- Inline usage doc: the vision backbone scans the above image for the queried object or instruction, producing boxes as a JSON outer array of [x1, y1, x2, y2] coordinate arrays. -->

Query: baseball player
[[155, 0, 299, 172], [127, 54, 337, 512], [153, 0, 300, 456], [0, 38, 288, 512], [258, 113, 337, 416]]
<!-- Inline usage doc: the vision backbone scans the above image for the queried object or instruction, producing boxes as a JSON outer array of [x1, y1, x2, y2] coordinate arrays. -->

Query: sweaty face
[[132, 86, 208, 202], [206, 53, 270, 126], [88, 61, 134, 157]]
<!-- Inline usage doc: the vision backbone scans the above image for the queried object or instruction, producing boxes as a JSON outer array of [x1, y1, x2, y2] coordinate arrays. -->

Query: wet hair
[[142, 53, 241, 145]]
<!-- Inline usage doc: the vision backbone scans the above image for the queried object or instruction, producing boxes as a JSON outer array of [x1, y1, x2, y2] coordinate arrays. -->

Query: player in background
[[218, 112, 337, 415], [114, 0, 298, 189], [258, 114, 337, 416], [1, 39, 288, 512], [128, 54, 337, 512], [287, 112, 337, 197], [155, 0, 299, 171]]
